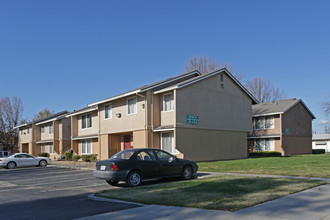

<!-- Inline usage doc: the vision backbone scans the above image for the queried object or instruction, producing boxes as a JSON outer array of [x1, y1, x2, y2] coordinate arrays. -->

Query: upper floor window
[[49, 124, 53, 134], [82, 114, 92, 129], [105, 104, 112, 119], [163, 93, 174, 112], [20, 129, 23, 135], [254, 116, 274, 130], [27, 128, 30, 134], [127, 97, 137, 115], [41, 125, 45, 133]]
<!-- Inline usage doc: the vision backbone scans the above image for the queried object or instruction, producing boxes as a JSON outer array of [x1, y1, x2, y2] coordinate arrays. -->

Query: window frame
[[82, 114, 92, 129], [163, 92, 174, 112], [254, 138, 275, 151], [254, 116, 274, 130], [49, 123, 53, 134], [127, 97, 137, 115], [160, 131, 179, 155], [49, 143, 55, 154], [41, 144, 46, 153], [82, 139, 93, 154], [104, 103, 112, 120]]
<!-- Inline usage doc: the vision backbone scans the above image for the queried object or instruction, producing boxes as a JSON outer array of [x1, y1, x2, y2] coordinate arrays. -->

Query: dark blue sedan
[[93, 148, 198, 187]]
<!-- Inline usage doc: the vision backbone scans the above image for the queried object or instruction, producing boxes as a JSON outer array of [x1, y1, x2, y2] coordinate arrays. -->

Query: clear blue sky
[[0, 0, 329, 133]]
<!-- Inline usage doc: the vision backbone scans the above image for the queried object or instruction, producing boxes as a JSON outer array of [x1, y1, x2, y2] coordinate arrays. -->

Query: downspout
[[136, 92, 148, 147]]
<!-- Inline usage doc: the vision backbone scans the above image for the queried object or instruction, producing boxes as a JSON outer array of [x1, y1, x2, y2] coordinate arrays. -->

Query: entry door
[[124, 136, 131, 150]]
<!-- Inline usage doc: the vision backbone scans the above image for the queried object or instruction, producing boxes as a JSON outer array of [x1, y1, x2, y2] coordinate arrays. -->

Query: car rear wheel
[[39, 160, 47, 167], [182, 165, 193, 180], [127, 171, 142, 187], [7, 162, 16, 169], [106, 180, 119, 186]]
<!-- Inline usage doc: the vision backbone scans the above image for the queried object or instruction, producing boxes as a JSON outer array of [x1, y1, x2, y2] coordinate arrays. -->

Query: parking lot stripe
[[40, 183, 106, 193], [32, 177, 95, 186], [0, 181, 16, 187]]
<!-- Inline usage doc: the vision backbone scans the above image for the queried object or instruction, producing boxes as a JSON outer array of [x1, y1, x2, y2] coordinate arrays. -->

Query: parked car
[[93, 148, 199, 187], [0, 151, 9, 158], [0, 153, 52, 169]]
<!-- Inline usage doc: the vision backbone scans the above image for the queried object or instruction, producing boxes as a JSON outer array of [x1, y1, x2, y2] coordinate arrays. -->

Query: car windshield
[[111, 150, 135, 160]]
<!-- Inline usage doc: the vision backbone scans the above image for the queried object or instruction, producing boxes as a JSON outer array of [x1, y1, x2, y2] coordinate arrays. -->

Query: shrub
[[312, 149, 325, 154], [249, 151, 282, 157], [38, 152, 50, 158], [81, 154, 98, 162], [72, 155, 81, 162], [64, 151, 73, 160]]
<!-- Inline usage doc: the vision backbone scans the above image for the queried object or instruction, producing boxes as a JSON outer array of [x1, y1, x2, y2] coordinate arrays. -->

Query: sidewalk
[[50, 161, 330, 220]]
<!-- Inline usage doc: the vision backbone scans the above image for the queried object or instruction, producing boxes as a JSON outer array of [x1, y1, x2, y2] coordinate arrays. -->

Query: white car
[[0, 153, 52, 169]]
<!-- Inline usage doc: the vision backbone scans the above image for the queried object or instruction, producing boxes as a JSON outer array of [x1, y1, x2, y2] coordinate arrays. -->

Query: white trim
[[36, 118, 56, 126], [81, 139, 93, 155], [253, 112, 283, 117], [88, 90, 141, 107], [72, 135, 98, 141], [153, 128, 174, 132], [14, 123, 29, 129], [66, 107, 98, 118], [248, 135, 280, 139], [154, 86, 177, 95], [160, 131, 179, 155], [127, 97, 137, 115]]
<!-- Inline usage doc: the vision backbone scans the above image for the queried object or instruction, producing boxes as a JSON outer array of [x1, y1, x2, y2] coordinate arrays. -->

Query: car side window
[[154, 150, 172, 161], [136, 150, 156, 161], [14, 155, 22, 158]]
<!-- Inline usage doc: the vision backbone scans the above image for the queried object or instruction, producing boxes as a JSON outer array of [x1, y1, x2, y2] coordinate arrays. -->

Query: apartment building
[[78, 69, 258, 161], [17, 111, 71, 160], [248, 99, 315, 155]]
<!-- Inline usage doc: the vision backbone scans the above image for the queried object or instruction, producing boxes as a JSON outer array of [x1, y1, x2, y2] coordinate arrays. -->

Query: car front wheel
[[39, 160, 47, 167], [7, 162, 16, 169], [106, 180, 119, 186], [182, 165, 193, 180], [127, 171, 142, 187]]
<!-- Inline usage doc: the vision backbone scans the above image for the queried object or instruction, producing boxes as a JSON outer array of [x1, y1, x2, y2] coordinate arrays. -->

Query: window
[[154, 149, 173, 161], [82, 140, 92, 154], [49, 124, 53, 134], [105, 104, 112, 119], [127, 97, 137, 115], [27, 128, 29, 134], [41, 144, 46, 153], [163, 93, 174, 111], [82, 114, 92, 129], [20, 129, 23, 135], [49, 143, 55, 154], [161, 132, 179, 154], [254, 116, 274, 130], [41, 125, 45, 133], [136, 150, 156, 161], [254, 139, 275, 151]]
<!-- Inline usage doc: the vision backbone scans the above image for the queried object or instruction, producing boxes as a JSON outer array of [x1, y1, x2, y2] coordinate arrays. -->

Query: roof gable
[[252, 99, 316, 119]]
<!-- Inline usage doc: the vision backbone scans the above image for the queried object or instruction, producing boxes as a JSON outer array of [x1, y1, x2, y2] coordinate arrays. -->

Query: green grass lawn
[[96, 176, 325, 211], [198, 154, 330, 178]]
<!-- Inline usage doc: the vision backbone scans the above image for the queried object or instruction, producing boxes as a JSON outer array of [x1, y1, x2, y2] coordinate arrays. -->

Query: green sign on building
[[187, 115, 199, 125]]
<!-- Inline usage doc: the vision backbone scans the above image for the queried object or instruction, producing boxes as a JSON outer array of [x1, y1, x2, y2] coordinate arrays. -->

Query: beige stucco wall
[[176, 73, 252, 132], [19, 126, 33, 143], [77, 111, 99, 136], [176, 127, 248, 162], [40, 123, 54, 141], [99, 95, 146, 134], [132, 130, 148, 148]]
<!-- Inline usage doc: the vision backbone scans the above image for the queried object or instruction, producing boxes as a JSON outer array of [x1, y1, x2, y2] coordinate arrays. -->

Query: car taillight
[[111, 164, 119, 171]]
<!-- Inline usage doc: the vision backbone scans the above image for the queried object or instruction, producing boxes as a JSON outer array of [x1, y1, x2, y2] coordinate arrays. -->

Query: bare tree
[[184, 55, 245, 82], [0, 97, 24, 152], [245, 77, 286, 103], [33, 108, 54, 121], [322, 100, 330, 117]]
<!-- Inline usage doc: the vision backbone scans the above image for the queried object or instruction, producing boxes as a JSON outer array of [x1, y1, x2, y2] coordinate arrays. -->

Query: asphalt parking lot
[[0, 166, 139, 220]]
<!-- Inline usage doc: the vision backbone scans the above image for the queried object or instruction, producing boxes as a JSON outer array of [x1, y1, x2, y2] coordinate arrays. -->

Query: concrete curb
[[88, 194, 146, 207]]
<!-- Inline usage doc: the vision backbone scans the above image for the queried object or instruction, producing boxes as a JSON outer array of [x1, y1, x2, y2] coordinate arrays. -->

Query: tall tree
[[33, 108, 54, 121], [184, 55, 245, 82], [0, 96, 24, 152], [245, 77, 286, 103]]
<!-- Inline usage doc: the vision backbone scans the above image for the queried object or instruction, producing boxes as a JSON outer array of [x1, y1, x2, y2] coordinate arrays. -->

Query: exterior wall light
[[116, 113, 121, 118]]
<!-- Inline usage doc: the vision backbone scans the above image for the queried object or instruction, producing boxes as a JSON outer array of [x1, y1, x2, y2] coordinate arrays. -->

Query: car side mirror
[[168, 157, 175, 163]]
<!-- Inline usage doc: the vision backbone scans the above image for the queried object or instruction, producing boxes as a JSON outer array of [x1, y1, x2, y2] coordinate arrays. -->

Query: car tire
[[7, 162, 16, 169], [182, 165, 193, 180], [126, 171, 142, 187], [39, 160, 47, 167], [106, 180, 119, 186]]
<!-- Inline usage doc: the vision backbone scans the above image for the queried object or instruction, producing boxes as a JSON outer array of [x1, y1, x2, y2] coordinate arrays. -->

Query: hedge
[[249, 151, 282, 157], [64, 151, 73, 160], [38, 152, 50, 158], [81, 154, 98, 162], [312, 149, 325, 154]]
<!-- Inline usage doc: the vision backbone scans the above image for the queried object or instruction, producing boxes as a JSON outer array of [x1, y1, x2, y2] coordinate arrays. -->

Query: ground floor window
[[41, 144, 46, 153], [49, 143, 55, 154], [255, 138, 275, 151], [161, 132, 179, 154], [82, 140, 93, 154]]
